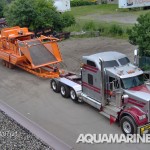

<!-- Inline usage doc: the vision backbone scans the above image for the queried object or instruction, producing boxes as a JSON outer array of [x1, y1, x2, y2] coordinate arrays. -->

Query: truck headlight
[[139, 114, 147, 120]]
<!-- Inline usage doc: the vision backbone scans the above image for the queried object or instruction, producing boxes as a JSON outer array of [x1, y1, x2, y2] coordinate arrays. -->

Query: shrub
[[64, 20, 129, 38], [0, 0, 7, 18], [101, 0, 107, 4], [71, 0, 96, 7], [128, 12, 150, 56], [4, 0, 75, 32], [83, 21, 97, 31], [109, 24, 124, 36], [98, 25, 105, 34], [141, 65, 150, 71], [61, 12, 76, 28]]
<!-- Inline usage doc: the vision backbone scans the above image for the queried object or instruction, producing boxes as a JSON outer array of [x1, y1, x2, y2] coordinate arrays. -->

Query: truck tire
[[51, 79, 60, 93], [60, 85, 70, 98], [70, 88, 78, 102], [120, 116, 137, 135]]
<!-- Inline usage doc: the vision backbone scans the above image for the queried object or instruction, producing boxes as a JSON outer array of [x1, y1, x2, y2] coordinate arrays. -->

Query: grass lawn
[[64, 4, 150, 39], [70, 4, 149, 17]]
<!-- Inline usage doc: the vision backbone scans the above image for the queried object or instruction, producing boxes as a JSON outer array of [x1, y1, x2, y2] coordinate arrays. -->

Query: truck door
[[106, 76, 120, 105], [82, 60, 101, 102]]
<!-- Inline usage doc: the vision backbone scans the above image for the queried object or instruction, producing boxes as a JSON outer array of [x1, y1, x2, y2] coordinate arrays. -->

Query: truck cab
[[51, 51, 150, 135]]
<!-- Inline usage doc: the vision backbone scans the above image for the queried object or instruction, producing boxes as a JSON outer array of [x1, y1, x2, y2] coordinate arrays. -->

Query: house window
[[88, 74, 93, 85]]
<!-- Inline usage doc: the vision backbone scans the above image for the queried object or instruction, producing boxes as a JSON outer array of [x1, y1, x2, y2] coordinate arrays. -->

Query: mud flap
[[110, 115, 116, 125]]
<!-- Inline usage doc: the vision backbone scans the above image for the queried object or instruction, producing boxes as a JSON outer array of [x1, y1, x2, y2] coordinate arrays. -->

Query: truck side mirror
[[134, 49, 138, 56]]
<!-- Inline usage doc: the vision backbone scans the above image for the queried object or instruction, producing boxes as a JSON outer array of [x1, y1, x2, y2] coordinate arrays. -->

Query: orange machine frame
[[0, 26, 63, 78]]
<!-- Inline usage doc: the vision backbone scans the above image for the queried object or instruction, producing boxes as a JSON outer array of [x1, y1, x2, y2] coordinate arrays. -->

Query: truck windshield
[[118, 57, 130, 65], [121, 74, 144, 89], [103, 60, 119, 68]]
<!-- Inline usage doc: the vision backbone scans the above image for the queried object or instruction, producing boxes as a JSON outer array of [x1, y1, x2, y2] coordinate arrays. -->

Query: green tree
[[33, 0, 63, 31], [4, 0, 37, 29], [128, 12, 150, 56], [4, 0, 75, 31], [0, 0, 7, 18], [61, 12, 75, 28]]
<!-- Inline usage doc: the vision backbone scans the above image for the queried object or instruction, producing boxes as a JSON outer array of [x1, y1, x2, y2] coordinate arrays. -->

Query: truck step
[[99, 111, 110, 119], [81, 93, 101, 110], [102, 105, 121, 118]]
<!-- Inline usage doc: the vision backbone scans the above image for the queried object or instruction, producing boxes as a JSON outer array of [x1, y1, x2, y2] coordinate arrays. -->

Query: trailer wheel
[[9, 63, 15, 69], [2, 60, 6, 66], [120, 116, 137, 135], [70, 88, 78, 102], [5, 62, 9, 68], [60, 85, 70, 98], [51, 79, 60, 93]]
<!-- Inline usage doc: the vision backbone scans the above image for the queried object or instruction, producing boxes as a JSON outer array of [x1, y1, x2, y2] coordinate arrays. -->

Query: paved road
[[0, 37, 149, 150]]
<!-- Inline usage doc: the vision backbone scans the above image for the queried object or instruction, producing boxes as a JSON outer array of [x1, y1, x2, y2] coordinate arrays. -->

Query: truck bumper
[[137, 123, 150, 135]]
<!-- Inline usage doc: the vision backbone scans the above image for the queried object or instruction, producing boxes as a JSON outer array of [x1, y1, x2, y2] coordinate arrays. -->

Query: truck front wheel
[[120, 116, 137, 135], [60, 85, 70, 98]]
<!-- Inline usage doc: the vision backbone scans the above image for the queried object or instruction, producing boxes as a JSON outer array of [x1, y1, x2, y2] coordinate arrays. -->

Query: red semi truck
[[51, 51, 150, 135]]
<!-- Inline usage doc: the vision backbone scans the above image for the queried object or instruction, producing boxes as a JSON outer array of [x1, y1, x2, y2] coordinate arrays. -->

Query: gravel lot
[[0, 111, 53, 150], [59, 37, 137, 73], [0, 37, 149, 150]]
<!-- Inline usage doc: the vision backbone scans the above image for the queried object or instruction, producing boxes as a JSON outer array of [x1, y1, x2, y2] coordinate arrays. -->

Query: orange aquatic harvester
[[0, 26, 63, 78]]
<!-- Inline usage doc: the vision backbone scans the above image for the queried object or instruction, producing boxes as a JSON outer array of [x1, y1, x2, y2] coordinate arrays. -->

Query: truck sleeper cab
[[50, 51, 150, 135]]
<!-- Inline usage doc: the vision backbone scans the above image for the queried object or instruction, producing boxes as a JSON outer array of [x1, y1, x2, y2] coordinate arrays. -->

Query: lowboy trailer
[[51, 51, 150, 135]]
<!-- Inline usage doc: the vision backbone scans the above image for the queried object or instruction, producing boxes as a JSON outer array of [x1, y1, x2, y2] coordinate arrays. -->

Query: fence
[[139, 56, 150, 71]]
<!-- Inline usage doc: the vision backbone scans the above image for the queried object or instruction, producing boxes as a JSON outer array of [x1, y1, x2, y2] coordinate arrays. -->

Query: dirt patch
[[58, 37, 137, 73], [79, 13, 138, 24]]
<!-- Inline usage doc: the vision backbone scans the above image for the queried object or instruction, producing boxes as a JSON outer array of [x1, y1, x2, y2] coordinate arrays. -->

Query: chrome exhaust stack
[[134, 49, 138, 66], [115, 91, 122, 108], [99, 58, 106, 107]]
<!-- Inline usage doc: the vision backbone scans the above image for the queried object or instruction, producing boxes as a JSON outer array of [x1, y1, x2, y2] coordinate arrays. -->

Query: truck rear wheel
[[120, 116, 137, 135], [51, 79, 60, 93], [70, 88, 78, 102], [60, 85, 70, 98]]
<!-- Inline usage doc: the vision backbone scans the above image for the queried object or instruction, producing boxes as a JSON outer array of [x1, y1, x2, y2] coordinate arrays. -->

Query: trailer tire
[[9, 63, 15, 69], [51, 79, 60, 93], [120, 116, 137, 135], [6, 62, 9, 68], [2, 60, 6, 66], [60, 85, 70, 98], [70, 88, 78, 102]]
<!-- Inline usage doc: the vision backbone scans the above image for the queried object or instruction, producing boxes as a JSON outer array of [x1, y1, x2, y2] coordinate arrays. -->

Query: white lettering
[[76, 134, 150, 144], [76, 134, 85, 143]]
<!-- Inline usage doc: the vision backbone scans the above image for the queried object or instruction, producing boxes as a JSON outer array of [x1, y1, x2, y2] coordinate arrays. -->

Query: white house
[[54, 0, 71, 12]]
